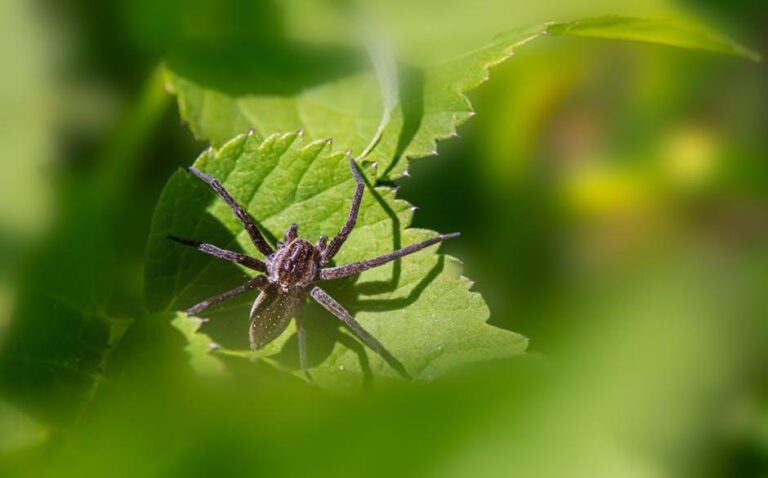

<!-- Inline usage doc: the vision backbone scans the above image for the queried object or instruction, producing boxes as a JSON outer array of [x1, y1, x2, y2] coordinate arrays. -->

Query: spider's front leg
[[322, 157, 365, 265], [168, 235, 267, 272], [187, 167, 274, 256]]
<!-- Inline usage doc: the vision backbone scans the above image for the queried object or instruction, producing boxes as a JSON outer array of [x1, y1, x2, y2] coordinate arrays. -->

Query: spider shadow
[[344, 255, 444, 311]]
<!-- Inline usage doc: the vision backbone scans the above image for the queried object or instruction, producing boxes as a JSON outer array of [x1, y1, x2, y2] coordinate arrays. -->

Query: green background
[[0, 0, 765, 476]]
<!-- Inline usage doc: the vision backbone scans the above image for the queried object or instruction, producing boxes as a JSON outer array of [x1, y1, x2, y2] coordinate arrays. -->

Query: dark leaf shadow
[[167, 39, 365, 97]]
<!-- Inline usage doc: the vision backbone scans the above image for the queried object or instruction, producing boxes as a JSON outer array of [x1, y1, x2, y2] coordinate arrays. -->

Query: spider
[[169, 158, 458, 379]]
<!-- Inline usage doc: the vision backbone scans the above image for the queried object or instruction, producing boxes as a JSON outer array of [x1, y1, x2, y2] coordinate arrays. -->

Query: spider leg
[[322, 157, 365, 264], [284, 223, 298, 243], [309, 286, 410, 379], [187, 167, 274, 256], [295, 311, 308, 373], [186, 275, 268, 316], [319, 233, 459, 281], [168, 236, 267, 272]]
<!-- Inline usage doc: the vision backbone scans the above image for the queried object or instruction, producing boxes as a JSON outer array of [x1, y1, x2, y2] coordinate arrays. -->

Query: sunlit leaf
[[145, 132, 526, 386], [165, 15, 756, 180], [547, 16, 760, 61]]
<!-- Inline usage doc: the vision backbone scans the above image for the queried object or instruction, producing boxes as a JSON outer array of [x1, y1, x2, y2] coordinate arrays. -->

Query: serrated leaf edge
[[165, 131, 518, 380]]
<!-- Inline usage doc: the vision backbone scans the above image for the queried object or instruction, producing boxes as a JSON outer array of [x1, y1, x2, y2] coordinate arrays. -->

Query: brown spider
[[169, 158, 458, 378]]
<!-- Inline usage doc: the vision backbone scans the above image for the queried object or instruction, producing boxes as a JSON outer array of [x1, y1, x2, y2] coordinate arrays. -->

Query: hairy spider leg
[[316, 235, 328, 253], [186, 275, 268, 316], [188, 167, 274, 256], [319, 233, 460, 281], [168, 236, 267, 272], [310, 286, 410, 379], [294, 310, 308, 373], [322, 157, 365, 264]]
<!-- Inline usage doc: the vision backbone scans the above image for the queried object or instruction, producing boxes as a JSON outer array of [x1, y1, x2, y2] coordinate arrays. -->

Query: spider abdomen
[[269, 238, 320, 289]]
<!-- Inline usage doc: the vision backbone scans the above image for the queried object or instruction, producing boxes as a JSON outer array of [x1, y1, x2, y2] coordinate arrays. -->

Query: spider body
[[269, 236, 321, 290], [169, 157, 458, 379]]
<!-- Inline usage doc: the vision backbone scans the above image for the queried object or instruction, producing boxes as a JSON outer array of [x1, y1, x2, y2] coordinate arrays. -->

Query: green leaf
[[165, 15, 756, 180], [169, 312, 226, 375], [358, 26, 399, 160], [0, 68, 170, 427], [0, 187, 134, 426], [547, 16, 761, 62], [144, 132, 526, 386]]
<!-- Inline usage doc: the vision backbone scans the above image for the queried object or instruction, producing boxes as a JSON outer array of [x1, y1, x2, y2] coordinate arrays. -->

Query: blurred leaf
[[359, 27, 399, 160], [0, 188, 132, 424], [0, 68, 170, 427], [0, 400, 47, 455], [547, 16, 760, 62], [144, 131, 525, 385], [0, 0, 52, 239], [165, 15, 755, 180]]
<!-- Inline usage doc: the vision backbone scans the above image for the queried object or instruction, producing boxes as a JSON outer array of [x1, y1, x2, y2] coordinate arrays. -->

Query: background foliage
[[0, 0, 766, 477]]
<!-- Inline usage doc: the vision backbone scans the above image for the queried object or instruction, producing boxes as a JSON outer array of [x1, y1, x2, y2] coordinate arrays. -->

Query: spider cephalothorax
[[169, 157, 458, 378], [270, 235, 322, 291]]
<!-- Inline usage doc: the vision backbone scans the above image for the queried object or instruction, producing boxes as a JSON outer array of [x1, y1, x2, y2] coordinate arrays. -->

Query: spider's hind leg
[[309, 286, 410, 379], [295, 311, 309, 375]]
